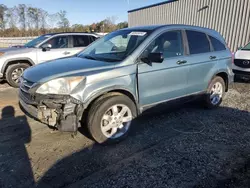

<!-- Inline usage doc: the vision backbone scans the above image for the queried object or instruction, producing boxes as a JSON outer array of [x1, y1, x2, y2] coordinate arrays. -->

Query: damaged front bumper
[[19, 90, 84, 132]]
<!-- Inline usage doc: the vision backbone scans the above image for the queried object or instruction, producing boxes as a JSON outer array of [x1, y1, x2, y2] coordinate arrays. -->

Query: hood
[[23, 57, 115, 83], [235, 50, 250, 59], [0, 46, 34, 55]]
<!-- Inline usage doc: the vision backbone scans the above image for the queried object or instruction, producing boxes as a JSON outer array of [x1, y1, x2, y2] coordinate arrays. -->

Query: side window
[[43, 36, 68, 49], [73, 35, 90, 47], [209, 36, 226, 51], [89, 36, 98, 42], [186, 30, 210, 54], [144, 30, 184, 59]]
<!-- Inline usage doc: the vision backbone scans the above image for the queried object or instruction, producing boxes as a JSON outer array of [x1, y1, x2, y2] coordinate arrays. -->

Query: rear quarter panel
[[205, 49, 233, 89]]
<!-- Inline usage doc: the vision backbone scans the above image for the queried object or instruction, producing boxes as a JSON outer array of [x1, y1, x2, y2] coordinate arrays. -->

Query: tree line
[[0, 4, 128, 37]]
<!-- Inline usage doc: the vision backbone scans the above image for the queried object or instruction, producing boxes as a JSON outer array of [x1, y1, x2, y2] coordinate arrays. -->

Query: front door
[[138, 30, 189, 107], [37, 35, 72, 63]]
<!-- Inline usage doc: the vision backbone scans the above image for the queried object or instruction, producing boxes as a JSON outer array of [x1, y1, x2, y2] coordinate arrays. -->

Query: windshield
[[242, 42, 250, 51], [78, 30, 151, 62], [24, 35, 52, 48]]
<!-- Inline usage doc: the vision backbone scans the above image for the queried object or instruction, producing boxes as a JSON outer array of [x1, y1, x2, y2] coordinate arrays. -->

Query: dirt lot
[[0, 80, 250, 188]]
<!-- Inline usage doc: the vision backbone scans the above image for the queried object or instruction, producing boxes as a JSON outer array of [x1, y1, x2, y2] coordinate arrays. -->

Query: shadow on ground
[[1, 96, 250, 188], [0, 106, 35, 188]]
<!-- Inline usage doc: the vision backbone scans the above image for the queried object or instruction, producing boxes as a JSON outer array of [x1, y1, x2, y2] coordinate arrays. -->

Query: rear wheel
[[6, 63, 30, 88], [203, 76, 225, 108], [87, 94, 137, 144]]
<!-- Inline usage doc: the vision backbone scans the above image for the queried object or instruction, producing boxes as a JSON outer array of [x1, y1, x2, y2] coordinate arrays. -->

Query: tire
[[6, 63, 30, 88], [87, 94, 137, 144], [203, 76, 225, 109]]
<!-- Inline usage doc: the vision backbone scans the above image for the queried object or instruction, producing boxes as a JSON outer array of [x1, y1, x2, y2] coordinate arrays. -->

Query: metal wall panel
[[128, 0, 250, 51]]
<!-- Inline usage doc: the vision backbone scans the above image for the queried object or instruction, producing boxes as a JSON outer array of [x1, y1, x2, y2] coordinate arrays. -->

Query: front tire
[[87, 94, 137, 144], [6, 63, 30, 88], [203, 76, 225, 109]]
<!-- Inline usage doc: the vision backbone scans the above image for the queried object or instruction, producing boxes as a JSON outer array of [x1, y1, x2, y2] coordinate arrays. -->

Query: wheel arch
[[85, 88, 138, 110], [81, 88, 139, 122], [2, 58, 35, 76], [214, 72, 229, 92]]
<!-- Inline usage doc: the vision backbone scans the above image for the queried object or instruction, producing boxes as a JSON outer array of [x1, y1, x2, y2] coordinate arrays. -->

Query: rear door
[[184, 30, 218, 94], [70, 35, 94, 55], [208, 35, 232, 70], [138, 30, 189, 106]]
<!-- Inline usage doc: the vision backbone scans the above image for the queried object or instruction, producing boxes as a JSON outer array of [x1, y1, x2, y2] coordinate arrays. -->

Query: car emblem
[[243, 60, 250, 65]]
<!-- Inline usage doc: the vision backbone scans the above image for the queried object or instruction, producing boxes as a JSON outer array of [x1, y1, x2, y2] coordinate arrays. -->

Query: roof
[[122, 25, 165, 31], [41, 32, 100, 36], [125, 24, 215, 32], [123, 24, 223, 39], [128, 0, 178, 13]]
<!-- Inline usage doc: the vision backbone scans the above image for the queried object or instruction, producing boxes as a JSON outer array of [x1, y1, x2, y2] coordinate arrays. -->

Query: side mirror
[[148, 52, 164, 63], [41, 43, 52, 51]]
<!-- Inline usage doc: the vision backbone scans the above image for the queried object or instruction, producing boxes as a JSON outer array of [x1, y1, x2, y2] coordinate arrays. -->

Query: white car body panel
[[233, 50, 250, 72], [0, 33, 100, 79]]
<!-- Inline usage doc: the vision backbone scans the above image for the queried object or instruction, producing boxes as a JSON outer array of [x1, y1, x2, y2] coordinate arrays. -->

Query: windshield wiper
[[82, 55, 97, 60], [101, 58, 121, 62]]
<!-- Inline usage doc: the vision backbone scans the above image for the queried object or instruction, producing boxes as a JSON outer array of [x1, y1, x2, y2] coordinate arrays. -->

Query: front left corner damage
[[35, 95, 84, 132]]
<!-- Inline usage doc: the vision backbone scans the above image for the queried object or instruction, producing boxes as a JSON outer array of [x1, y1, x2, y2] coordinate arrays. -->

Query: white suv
[[233, 41, 250, 80], [0, 32, 100, 87]]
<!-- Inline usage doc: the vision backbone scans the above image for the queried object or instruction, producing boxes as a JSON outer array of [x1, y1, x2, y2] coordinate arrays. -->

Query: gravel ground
[[0, 80, 250, 188]]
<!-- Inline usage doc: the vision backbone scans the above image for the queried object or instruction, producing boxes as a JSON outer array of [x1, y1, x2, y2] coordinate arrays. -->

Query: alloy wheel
[[100, 104, 132, 139]]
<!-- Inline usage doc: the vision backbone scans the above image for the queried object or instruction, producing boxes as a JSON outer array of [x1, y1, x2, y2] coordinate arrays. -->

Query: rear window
[[186, 30, 211, 54], [209, 36, 226, 51]]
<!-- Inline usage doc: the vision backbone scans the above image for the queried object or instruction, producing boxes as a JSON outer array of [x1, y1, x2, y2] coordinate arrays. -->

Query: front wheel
[[87, 95, 137, 144], [6, 63, 30, 88], [203, 76, 225, 108]]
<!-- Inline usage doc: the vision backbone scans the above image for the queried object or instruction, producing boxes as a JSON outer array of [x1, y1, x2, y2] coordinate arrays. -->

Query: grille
[[234, 59, 250, 68], [19, 77, 35, 104]]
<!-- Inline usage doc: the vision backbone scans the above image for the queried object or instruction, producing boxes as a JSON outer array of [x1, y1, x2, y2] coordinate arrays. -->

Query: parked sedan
[[233, 42, 250, 79]]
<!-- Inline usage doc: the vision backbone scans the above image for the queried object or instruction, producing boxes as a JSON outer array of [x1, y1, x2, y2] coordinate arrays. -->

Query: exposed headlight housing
[[36, 76, 85, 95]]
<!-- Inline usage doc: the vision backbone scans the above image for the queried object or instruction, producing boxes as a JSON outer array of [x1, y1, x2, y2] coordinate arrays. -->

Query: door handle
[[176, 60, 187, 65], [63, 51, 71, 55], [210, 56, 217, 60]]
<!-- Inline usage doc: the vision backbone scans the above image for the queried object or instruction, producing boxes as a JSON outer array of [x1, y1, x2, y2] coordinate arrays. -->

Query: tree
[[90, 23, 96, 32], [0, 4, 7, 30], [0, 3, 129, 37], [39, 9, 48, 33], [57, 10, 69, 31], [17, 4, 27, 31], [71, 24, 85, 32], [6, 6, 18, 29], [48, 13, 59, 29], [27, 7, 40, 30], [117, 21, 128, 29]]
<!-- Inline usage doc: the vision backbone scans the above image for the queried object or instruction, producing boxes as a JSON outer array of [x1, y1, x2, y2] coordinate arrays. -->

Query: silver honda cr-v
[[19, 25, 234, 144]]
